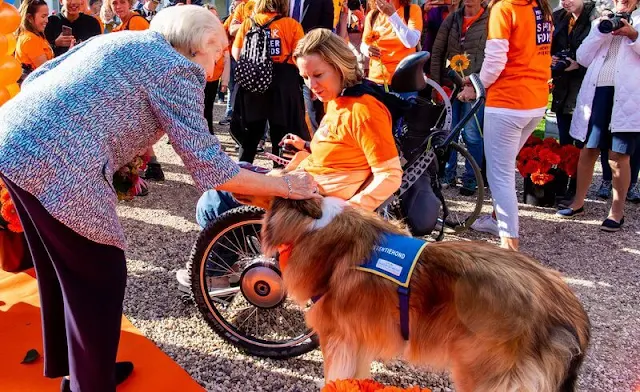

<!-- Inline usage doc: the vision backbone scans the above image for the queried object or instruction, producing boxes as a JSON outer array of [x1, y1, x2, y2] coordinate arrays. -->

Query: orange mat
[[0, 268, 204, 392]]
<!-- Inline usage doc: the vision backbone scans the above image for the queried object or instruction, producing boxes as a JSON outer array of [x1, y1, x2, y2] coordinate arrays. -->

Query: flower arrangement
[[0, 179, 23, 233], [516, 135, 581, 186], [322, 379, 432, 392], [112, 154, 150, 201]]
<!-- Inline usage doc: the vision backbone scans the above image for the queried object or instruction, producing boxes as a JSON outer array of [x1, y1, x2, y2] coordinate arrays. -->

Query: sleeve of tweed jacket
[[147, 67, 240, 192]]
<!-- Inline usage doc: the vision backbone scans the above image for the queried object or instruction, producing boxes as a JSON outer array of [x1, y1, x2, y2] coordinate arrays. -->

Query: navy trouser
[[2, 175, 127, 392]]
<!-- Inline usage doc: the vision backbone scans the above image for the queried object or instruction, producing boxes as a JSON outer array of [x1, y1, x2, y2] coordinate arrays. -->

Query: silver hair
[[149, 5, 227, 56]]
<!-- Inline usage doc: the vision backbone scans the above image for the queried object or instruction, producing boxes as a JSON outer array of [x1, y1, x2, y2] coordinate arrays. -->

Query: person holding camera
[[550, 0, 598, 202], [557, 0, 640, 232]]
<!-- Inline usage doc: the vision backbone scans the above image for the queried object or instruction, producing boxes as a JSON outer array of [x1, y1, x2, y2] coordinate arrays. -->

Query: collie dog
[[258, 196, 590, 392]]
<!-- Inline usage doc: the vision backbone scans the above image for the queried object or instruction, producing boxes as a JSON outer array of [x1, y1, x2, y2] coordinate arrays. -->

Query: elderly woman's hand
[[612, 19, 639, 42], [282, 170, 321, 199]]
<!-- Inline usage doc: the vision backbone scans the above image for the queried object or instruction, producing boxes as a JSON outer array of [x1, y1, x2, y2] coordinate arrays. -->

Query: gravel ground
[[119, 103, 640, 392]]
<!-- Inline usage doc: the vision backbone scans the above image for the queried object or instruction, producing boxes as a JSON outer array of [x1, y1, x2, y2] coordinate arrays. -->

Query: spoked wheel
[[187, 206, 318, 359], [439, 142, 484, 232]]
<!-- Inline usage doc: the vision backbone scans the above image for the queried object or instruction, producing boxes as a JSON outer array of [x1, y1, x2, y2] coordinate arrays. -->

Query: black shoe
[[143, 163, 165, 182], [60, 362, 134, 391], [600, 216, 624, 232], [218, 117, 231, 126], [556, 206, 585, 218]]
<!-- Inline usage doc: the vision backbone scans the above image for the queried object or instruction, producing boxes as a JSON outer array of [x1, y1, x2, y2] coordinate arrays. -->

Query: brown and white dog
[[257, 196, 590, 392]]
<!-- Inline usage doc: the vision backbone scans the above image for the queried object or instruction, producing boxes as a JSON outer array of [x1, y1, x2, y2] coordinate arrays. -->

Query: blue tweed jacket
[[0, 31, 239, 250]]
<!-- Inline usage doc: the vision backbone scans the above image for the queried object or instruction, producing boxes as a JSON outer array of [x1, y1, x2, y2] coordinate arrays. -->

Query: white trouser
[[484, 109, 543, 238]]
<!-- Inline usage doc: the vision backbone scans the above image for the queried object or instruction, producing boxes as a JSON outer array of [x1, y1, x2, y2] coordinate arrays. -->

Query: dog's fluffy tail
[[555, 322, 590, 392]]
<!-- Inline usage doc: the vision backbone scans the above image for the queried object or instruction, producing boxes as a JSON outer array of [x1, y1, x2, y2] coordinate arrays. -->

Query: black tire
[[441, 142, 484, 232], [187, 206, 318, 359]]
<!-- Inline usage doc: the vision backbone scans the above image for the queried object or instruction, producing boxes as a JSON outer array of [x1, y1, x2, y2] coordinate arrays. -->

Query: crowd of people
[[2, 0, 640, 389]]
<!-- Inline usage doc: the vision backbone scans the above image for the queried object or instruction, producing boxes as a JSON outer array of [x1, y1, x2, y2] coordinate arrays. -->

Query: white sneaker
[[470, 215, 500, 237], [176, 266, 241, 294]]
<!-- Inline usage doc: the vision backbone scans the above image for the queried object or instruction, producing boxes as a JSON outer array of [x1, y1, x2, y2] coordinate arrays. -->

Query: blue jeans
[[195, 190, 241, 229], [445, 99, 485, 186], [224, 58, 237, 119]]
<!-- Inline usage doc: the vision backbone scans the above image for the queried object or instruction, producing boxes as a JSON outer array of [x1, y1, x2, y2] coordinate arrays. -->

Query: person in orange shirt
[[15, 0, 54, 83], [176, 29, 401, 293], [360, 0, 423, 98], [87, 0, 105, 32], [109, 0, 150, 31], [231, 0, 308, 163], [458, 0, 553, 251]]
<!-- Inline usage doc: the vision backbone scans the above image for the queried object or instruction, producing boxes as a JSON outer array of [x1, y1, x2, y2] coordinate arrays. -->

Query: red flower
[[524, 135, 543, 147], [321, 380, 431, 392], [558, 144, 581, 177], [538, 149, 561, 166]]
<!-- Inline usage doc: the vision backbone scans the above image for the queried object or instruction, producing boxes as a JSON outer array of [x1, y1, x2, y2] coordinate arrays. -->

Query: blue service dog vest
[[355, 233, 428, 340]]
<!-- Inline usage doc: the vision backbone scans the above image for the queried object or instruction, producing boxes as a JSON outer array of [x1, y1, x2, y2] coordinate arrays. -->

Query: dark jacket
[[44, 13, 102, 57], [551, 2, 599, 114], [300, 0, 334, 33], [429, 5, 488, 85]]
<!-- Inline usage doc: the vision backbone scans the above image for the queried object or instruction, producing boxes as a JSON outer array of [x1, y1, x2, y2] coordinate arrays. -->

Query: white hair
[[149, 5, 227, 56]]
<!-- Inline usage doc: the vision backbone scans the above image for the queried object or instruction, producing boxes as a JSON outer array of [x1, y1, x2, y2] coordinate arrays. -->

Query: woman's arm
[[348, 158, 402, 211], [479, 2, 511, 90], [147, 64, 318, 199], [386, 5, 423, 49], [221, 51, 230, 87]]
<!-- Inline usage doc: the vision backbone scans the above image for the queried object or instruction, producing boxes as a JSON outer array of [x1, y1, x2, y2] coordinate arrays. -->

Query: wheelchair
[[185, 52, 486, 359]]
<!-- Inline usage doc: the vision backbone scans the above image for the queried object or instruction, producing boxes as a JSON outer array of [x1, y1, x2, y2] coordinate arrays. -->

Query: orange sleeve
[[487, 1, 512, 40], [233, 19, 250, 49], [224, 14, 232, 31], [351, 99, 397, 166], [128, 16, 150, 31], [409, 4, 423, 33], [17, 35, 41, 65]]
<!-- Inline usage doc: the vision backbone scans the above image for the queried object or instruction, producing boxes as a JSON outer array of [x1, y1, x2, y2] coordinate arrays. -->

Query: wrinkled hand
[[279, 133, 306, 151], [283, 170, 321, 200], [551, 55, 559, 67], [564, 57, 579, 72], [375, 0, 396, 16], [457, 85, 476, 103], [612, 19, 639, 41], [55, 34, 75, 48], [220, 85, 228, 93], [368, 45, 381, 58]]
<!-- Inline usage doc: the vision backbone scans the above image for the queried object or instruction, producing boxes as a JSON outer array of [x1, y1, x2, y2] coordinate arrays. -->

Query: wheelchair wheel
[[187, 206, 318, 359], [440, 142, 485, 232]]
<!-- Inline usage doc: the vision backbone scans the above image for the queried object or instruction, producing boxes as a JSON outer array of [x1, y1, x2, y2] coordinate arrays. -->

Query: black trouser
[[238, 120, 288, 164], [1, 175, 127, 392], [204, 79, 220, 135]]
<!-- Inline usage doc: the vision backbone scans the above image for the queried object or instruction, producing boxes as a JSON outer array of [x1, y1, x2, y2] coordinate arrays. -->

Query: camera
[[551, 49, 574, 73], [598, 11, 632, 34]]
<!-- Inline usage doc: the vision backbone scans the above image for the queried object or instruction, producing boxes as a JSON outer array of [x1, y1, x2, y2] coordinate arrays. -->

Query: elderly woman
[[176, 28, 402, 293], [557, 0, 640, 232], [0, 6, 317, 392]]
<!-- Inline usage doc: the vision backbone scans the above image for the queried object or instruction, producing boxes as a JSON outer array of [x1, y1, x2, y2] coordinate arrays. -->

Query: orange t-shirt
[[112, 14, 150, 32], [15, 31, 54, 70], [299, 94, 397, 198], [233, 13, 304, 65], [484, 0, 551, 109], [363, 4, 423, 85], [462, 8, 484, 35], [232, 0, 255, 25]]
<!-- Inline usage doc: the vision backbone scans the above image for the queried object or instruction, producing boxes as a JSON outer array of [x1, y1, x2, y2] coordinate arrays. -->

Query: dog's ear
[[272, 198, 323, 219]]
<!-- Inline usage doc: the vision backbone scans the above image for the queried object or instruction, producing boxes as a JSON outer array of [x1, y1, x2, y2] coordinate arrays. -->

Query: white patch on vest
[[308, 197, 346, 231], [375, 258, 403, 277]]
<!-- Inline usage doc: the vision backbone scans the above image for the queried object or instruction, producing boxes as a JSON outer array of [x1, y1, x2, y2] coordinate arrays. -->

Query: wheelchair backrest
[[390, 52, 431, 93]]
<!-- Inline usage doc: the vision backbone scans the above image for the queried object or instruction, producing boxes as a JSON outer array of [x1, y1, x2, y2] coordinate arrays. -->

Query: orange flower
[[531, 171, 555, 185], [450, 53, 470, 73], [0, 187, 11, 203], [364, 31, 381, 46]]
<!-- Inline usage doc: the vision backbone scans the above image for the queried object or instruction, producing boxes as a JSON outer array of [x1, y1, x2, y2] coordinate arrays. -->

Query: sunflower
[[450, 53, 470, 73]]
